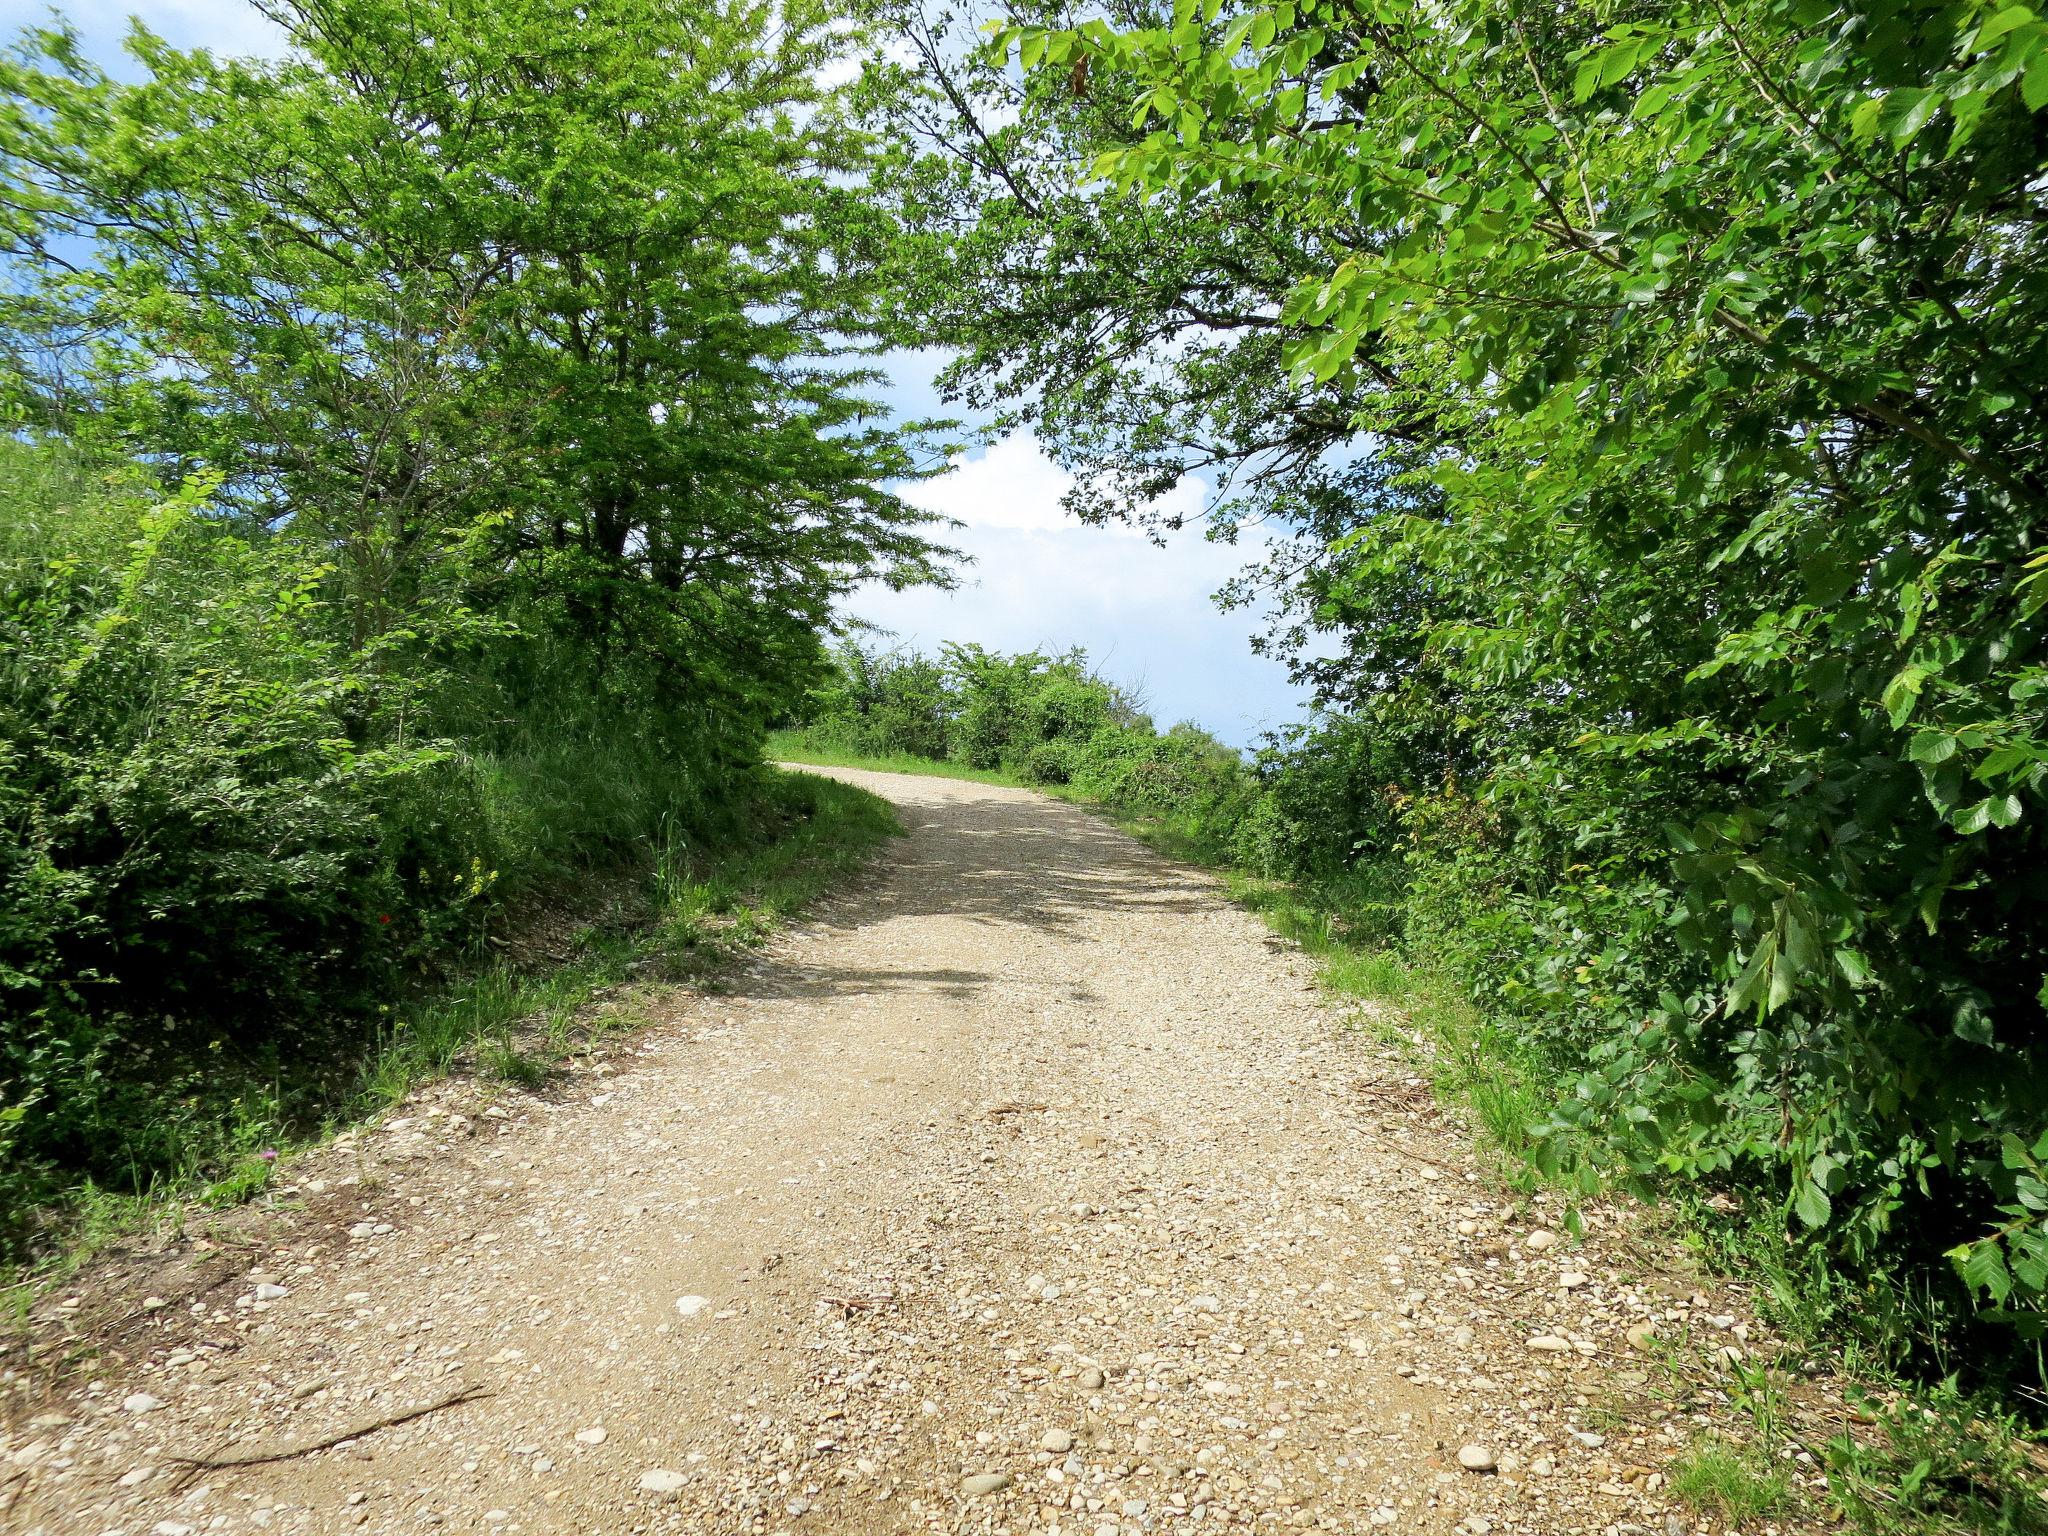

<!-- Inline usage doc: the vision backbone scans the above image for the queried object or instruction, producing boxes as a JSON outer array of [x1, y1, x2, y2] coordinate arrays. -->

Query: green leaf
[[1965, 5, 2035, 52], [1955, 1239, 2014, 1303], [2027, 52, 2048, 109], [1890, 88, 1940, 144], [1909, 729, 1958, 764], [1793, 1178, 1832, 1229]]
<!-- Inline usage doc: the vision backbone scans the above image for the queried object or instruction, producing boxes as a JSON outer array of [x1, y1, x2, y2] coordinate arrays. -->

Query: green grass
[[355, 767, 898, 1114], [1669, 1439, 1796, 1525], [764, 728, 1026, 786], [1, 768, 897, 1324]]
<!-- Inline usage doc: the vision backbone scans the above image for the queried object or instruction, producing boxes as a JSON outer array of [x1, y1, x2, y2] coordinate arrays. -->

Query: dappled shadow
[[755, 964, 994, 1001], [726, 771, 1216, 1006]]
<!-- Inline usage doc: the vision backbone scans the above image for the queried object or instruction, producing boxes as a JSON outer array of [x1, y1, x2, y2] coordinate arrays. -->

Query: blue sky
[[6, 0, 1314, 747]]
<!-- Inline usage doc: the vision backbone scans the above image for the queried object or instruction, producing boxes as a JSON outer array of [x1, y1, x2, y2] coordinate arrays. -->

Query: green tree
[[939, 0, 2048, 1345], [2, 0, 952, 693]]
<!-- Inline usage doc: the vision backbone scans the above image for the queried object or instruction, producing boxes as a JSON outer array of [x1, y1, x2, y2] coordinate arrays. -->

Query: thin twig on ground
[[165, 1382, 492, 1490]]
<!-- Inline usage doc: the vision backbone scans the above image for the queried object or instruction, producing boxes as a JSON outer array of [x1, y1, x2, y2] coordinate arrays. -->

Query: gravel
[[0, 768, 1842, 1536]]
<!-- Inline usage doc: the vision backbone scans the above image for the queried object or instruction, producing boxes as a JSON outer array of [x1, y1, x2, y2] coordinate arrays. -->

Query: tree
[[2, 0, 955, 706], [934, 0, 2048, 1334]]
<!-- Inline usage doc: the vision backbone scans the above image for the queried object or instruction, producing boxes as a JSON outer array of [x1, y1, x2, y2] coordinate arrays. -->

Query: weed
[[480, 1038, 551, 1090], [1823, 1384, 2048, 1536], [1669, 1437, 1794, 1525]]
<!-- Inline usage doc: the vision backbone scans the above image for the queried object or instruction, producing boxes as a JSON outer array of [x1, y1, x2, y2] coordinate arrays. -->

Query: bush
[[0, 446, 778, 1243]]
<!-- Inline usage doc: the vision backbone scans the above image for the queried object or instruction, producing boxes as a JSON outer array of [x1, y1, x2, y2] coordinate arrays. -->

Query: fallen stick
[[166, 1382, 492, 1489], [1356, 1128, 1466, 1177]]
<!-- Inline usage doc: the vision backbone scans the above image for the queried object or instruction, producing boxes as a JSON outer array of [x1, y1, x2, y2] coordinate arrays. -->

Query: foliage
[[0, 0, 947, 1249], [1823, 1381, 2048, 1535], [785, 639, 1252, 823], [879, 0, 2048, 1378]]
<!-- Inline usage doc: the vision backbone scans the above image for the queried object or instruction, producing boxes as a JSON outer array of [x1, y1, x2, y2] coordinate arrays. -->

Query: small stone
[[123, 1392, 166, 1413], [1190, 1294, 1221, 1314], [141, 1295, 168, 1311], [1525, 1231, 1557, 1251], [1457, 1444, 1497, 1473], [1079, 1367, 1106, 1391], [1625, 1322, 1658, 1351], [254, 1283, 289, 1301], [118, 1466, 153, 1487], [575, 1426, 607, 1445], [639, 1469, 688, 1495], [1558, 1271, 1589, 1290], [674, 1295, 711, 1318], [1529, 1457, 1555, 1477], [1042, 1428, 1075, 1454], [1527, 1334, 1570, 1353], [962, 1471, 1013, 1496]]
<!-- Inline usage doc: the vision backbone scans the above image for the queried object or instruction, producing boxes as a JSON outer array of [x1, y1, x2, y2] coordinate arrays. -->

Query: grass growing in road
[[1668, 1439, 1794, 1525]]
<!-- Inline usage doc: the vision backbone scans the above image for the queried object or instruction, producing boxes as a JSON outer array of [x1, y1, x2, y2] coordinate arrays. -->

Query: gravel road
[[3, 768, 1824, 1536]]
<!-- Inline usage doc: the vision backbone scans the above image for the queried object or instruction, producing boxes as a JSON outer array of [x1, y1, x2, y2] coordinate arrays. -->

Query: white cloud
[[853, 434, 1308, 748], [904, 433, 1145, 537]]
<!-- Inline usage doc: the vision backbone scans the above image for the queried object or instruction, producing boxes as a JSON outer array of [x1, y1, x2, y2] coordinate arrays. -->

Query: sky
[[5, 0, 1316, 747]]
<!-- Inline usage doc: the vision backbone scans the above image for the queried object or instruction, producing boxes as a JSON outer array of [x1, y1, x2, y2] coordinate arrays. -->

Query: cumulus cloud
[[852, 435, 1309, 749], [901, 433, 1145, 537]]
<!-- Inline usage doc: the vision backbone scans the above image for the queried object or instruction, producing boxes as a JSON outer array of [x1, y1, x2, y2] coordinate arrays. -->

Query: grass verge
[[1, 768, 897, 1315]]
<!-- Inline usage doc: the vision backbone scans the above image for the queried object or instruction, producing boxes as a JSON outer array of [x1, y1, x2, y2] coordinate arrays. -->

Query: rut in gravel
[[6, 768, 1823, 1536]]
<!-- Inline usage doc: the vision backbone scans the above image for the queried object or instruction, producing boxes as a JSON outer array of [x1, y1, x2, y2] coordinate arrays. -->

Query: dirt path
[[5, 768, 1816, 1536]]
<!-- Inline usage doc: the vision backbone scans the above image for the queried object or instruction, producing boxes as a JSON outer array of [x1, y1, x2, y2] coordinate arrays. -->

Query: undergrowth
[[0, 770, 896, 1311]]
